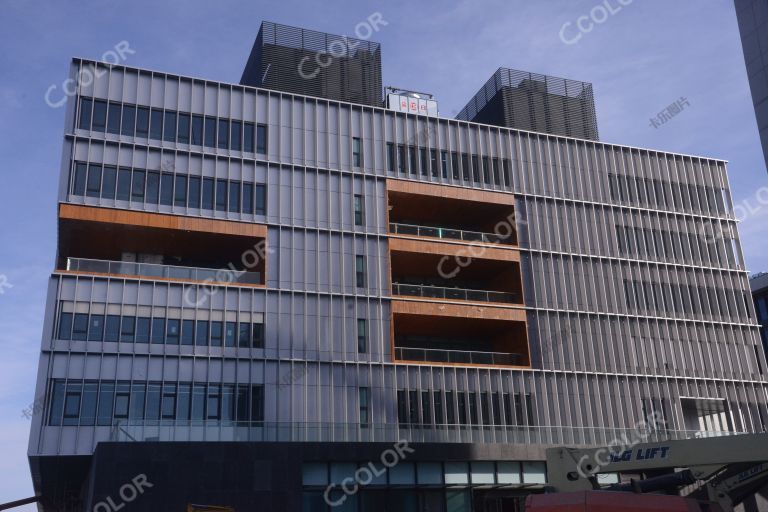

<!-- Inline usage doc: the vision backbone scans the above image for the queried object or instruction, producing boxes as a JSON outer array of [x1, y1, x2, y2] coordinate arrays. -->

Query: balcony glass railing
[[395, 347, 523, 365], [392, 282, 519, 303], [389, 222, 514, 245], [65, 257, 262, 285], [106, 420, 747, 446]]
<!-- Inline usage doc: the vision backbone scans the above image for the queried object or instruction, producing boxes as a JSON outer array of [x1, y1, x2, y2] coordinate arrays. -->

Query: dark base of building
[[30, 441, 548, 512]]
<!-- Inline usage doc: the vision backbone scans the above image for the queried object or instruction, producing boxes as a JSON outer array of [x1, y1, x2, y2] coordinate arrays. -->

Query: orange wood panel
[[391, 299, 527, 323], [59, 204, 267, 238], [386, 178, 515, 206], [389, 236, 520, 262]]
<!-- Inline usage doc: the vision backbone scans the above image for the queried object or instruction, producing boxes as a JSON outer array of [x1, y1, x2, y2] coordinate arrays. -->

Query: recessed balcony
[[392, 282, 519, 304], [389, 223, 514, 245]]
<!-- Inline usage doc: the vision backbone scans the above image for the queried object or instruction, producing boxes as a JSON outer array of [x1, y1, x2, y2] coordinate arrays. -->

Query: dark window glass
[[101, 166, 117, 200], [88, 315, 104, 342], [163, 111, 176, 142], [174, 175, 187, 207], [207, 385, 221, 420], [354, 194, 364, 226], [121, 105, 136, 136], [355, 255, 366, 288], [461, 154, 470, 181], [225, 321, 236, 347], [256, 124, 267, 154], [150, 109, 163, 140], [409, 146, 417, 174], [252, 323, 264, 348], [120, 316, 136, 343], [107, 102, 121, 134], [151, 318, 165, 344], [191, 383, 206, 420], [136, 317, 150, 343], [353, 137, 362, 167], [492, 158, 500, 185], [177, 113, 190, 144], [78, 98, 92, 130], [397, 144, 406, 173], [243, 122, 255, 152], [58, 312, 73, 340], [191, 115, 203, 145], [72, 313, 88, 341], [255, 184, 266, 215], [92, 100, 107, 132], [387, 142, 395, 172], [215, 180, 228, 211], [359, 387, 370, 426], [251, 385, 264, 421], [231, 120, 242, 151], [145, 383, 161, 421], [145, 171, 160, 205], [97, 382, 114, 426], [471, 156, 480, 182], [357, 319, 367, 353], [166, 318, 180, 345], [242, 183, 254, 214], [210, 321, 223, 347], [446, 391, 456, 424], [129, 383, 145, 420], [117, 168, 131, 201], [430, 149, 438, 177], [160, 173, 173, 206], [441, 150, 449, 178], [105, 315, 120, 342], [131, 170, 145, 202], [136, 107, 149, 137], [161, 384, 176, 419], [63, 384, 82, 425], [114, 383, 130, 419], [217, 119, 229, 149], [451, 152, 460, 180], [72, 163, 87, 196], [80, 382, 98, 426], [195, 320, 209, 346], [86, 164, 102, 197], [238, 323, 251, 347], [502, 159, 511, 186], [228, 182, 241, 213], [176, 383, 191, 421], [188, 176, 201, 209], [202, 178, 215, 210], [204, 117, 216, 148], [181, 319, 194, 345]]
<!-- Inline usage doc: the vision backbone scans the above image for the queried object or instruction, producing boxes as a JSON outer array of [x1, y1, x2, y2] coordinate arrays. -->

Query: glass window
[[97, 382, 115, 426], [72, 313, 88, 341], [58, 312, 73, 340], [116, 168, 131, 201], [136, 107, 149, 137], [101, 166, 117, 200], [398, 144, 406, 173], [441, 151, 449, 178], [497, 462, 521, 484], [207, 385, 221, 419], [92, 100, 107, 132], [131, 170, 145, 202], [151, 318, 165, 344], [210, 321, 223, 347], [114, 383, 130, 419], [181, 319, 194, 345], [78, 97, 92, 130], [252, 323, 264, 348], [166, 318, 180, 345], [242, 183, 254, 214], [417, 463, 443, 485], [161, 384, 177, 419], [359, 387, 369, 427], [238, 322, 251, 347], [228, 182, 241, 213], [177, 113, 190, 144], [72, 163, 87, 196], [149, 108, 163, 140], [176, 383, 191, 421], [163, 111, 176, 142], [63, 384, 82, 425], [390, 462, 415, 484], [120, 316, 136, 342], [409, 146, 417, 174], [191, 383, 206, 420], [217, 119, 229, 149], [387, 142, 395, 172], [472, 155, 480, 182], [430, 149, 438, 177], [121, 105, 136, 136], [461, 154, 470, 181], [88, 315, 104, 342], [136, 317, 150, 343], [146, 171, 160, 205], [160, 173, 173, 206], [444, 462, 469, 484], [145, 383, 161, 420], [107, 102, 121, 134], [522, 461, 546, 484], [357, 319, 367, 353], [195, 320, 209, 346], [104, 315, 120, 342], [302, 463, 328, 486], [354, 195, 364, 226], [79, 382, 98, 426], [255, 184, 266, 215], [129, 383, 145, 420], [188, 176, 201, 209], [243, 122, 255, 152], [352, 137, 361, 167], [86, 164, 102, 197], [355, 255, 366, 288], [256, 124, 267, 154], [225, 321, 236, 347], [231, 120, 242, 151], [471, 462, 495, 484], [204, 117, 216, 147], [215, 180, 228, 211], [174, 175, 187, 207], [202, 178, 215, 210], [191, 115, 203, 145]]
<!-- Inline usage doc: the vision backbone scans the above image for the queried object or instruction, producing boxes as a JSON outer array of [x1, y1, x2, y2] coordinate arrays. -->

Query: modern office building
[[456, 67, 599, 141], [752, 272, 768, 355], [27, 22, 768, 512], [734, 0, 768, 173]]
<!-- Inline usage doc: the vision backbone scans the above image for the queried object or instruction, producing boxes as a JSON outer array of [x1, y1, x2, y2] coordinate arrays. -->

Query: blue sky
[[0, 0, 767, 507]]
